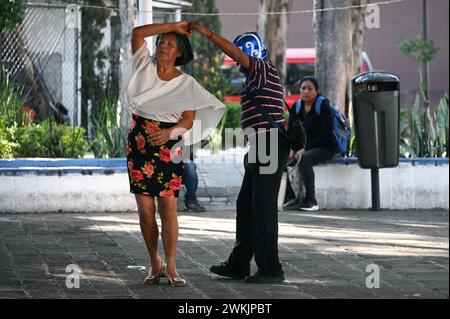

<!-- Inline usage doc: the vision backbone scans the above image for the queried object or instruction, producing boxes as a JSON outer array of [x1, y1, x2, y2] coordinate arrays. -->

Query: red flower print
[[142, 122, 160, 135], [160, 147, 172, 164], [130, 169, 144, 181], [127, 161, 134, 170], [136, 134, 147, 154], [168, 177, 183, 191], [126, 145, 131, 156], [159, 190, 175, 198], [130, 120, 136, 130], [142, 163, 155, 178]]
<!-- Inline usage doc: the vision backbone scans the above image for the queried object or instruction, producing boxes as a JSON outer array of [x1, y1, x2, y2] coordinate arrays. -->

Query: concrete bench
[[0, 157, 448, 213]]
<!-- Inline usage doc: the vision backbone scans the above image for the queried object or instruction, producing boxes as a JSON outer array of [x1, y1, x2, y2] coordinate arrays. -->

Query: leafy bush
[[89, 98, 126, 158], [13, 119, 88, 158], [223, 102, 241, 129], [0, 74, 26, 127], [1, 73, 88, 158], [400, 92, 448, 158], [0, 118, 19, 159]]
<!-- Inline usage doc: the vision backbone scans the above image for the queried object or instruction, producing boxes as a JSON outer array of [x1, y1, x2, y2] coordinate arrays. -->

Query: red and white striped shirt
[[240, 57, 286, 131]]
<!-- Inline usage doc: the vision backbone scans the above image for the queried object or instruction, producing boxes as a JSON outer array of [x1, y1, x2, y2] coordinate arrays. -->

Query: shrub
[[14, 119, 88, 158], [89, 98, 126, 158], [400, 92, 448, 158]]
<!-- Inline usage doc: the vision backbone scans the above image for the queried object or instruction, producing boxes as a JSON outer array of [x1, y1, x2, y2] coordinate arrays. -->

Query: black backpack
[[259, 104, 306, 152]]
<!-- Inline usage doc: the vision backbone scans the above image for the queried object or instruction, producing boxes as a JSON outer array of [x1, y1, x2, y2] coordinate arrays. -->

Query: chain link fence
[[1, 2, 80, 126]]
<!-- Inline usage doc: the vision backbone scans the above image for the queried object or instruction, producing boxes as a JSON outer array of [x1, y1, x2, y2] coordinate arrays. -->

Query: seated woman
[[284, 76, 335, 211]]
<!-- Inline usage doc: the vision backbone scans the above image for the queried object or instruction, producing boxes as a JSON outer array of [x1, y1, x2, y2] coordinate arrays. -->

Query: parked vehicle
[[221, 48, 373, 107]]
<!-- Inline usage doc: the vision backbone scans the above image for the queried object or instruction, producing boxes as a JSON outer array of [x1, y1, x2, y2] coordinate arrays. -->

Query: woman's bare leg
[[135, 194, 162, 275], [158, 197, 180, 277]]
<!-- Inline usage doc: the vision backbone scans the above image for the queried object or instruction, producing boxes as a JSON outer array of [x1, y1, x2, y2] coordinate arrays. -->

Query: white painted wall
[[0, 161, 448, 213]]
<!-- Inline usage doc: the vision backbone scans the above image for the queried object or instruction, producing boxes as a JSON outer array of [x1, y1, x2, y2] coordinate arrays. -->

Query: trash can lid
[[352, 71, 400, 85]]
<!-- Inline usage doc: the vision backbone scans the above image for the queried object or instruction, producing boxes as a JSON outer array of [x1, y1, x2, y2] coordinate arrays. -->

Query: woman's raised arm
[[131, 22, 192, 54]]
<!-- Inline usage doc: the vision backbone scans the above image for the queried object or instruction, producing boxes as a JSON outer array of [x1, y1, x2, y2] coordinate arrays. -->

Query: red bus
[[221, 48, 373, 107]]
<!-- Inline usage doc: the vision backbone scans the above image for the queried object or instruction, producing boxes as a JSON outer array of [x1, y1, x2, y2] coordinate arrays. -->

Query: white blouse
[[123, 41, 226, 145]]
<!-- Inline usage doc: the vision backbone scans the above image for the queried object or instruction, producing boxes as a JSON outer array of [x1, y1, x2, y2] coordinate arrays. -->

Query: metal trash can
[[352, 71, 400, 210], [352, 71, 400, 169]]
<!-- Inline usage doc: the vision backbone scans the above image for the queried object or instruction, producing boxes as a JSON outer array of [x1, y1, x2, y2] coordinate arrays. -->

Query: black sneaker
[[185, 199, 206, 212], [210, 262, 249, 279], [244, 272, 285, 284], [282, 197, 300, 210], [299, 198, 319, 211]]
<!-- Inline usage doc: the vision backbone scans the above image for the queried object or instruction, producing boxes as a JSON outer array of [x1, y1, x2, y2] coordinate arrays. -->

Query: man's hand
[[288, 148, 305, 165], [189, 20, 211, 38], [294, 149, 305, 161]]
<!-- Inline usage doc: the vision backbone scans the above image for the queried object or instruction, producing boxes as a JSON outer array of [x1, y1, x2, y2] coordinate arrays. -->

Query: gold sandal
[[165, 265, 186, 287], [143, 259, 166, 286]]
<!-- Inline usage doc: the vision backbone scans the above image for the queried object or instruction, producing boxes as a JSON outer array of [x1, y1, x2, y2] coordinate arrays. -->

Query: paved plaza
[[0, 206, 448, 299]]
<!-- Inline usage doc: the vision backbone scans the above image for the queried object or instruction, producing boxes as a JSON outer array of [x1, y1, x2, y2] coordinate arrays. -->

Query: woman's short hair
[[300, 76, 320, 92], [156, 33, 193, 66]]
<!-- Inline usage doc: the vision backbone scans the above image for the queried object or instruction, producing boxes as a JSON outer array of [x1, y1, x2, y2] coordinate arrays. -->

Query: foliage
[[89, 98, 126, 158], [62, 0, 119, 125], [14, 119, 88, 158], [0, 73, 88, 158], [183, 0, 229, 99], [80, 0, 118, 120], [400, 93, 449, 158], [222, 102, 241, 129], [183, 0, 230, 151], [398, 35, 439, 65], [0, 73, 25, 126], [398, 35, 439, 96], [0, 0, 25, 31], [0, 118, 18, 158]]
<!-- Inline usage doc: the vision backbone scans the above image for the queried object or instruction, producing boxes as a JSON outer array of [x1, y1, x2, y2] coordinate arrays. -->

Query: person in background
[[283, 76, 335, 211], [183, 150, 206, 212]]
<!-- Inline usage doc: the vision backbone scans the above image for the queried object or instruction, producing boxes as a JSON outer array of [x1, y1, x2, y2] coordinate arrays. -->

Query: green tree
[[182, 0, 228, 101], [183, 0, 230, 150], [0, 0, 24, 31], [398, 35, 439, 144], [0, 0, 25, 79], [398, 35, 439, 104]]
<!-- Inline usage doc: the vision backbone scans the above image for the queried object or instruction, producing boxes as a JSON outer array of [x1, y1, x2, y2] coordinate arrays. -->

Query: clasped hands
[[173, 21, 210, 37]]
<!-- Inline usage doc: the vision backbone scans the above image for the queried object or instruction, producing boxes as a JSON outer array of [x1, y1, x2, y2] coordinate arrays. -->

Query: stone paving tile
[[0, 207, 448, 299]]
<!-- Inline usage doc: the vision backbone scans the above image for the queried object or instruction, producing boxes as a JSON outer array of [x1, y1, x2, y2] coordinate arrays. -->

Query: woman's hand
[[150, 128, 172, 146], [173, 21, 193, 36], [189, 21, 211, 38]]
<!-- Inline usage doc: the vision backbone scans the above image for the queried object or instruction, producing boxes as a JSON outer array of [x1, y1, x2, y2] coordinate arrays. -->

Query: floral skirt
[[126, 114, 184, 198]]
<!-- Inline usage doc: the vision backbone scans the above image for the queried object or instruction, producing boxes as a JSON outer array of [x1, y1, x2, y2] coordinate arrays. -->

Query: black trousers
[[298, 147, 334, 200], [227, 131, 290, 276]]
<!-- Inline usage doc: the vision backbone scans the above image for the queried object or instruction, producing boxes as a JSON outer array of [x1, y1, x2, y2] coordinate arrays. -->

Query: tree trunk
[[119, 0, 138, 135], [349, 0, 367, 114], [314, 0, 352, 111], [314, 0, 367, 113], [351, 0, 367, 76], [258, 0, 289, 90]]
